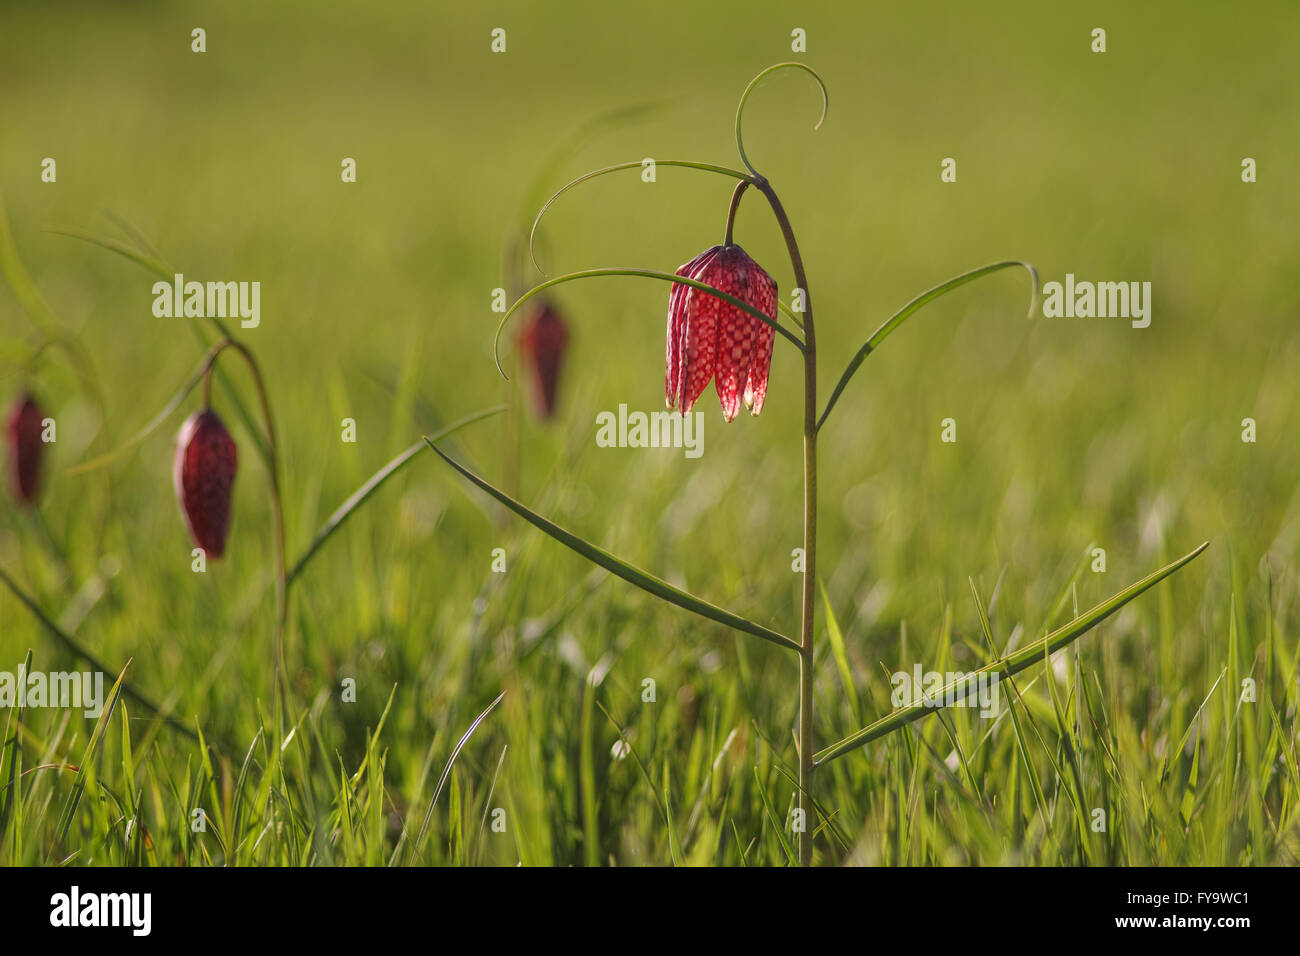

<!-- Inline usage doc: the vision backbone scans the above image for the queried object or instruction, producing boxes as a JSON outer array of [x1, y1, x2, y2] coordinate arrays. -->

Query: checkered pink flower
[[665, 245, 777, 421]]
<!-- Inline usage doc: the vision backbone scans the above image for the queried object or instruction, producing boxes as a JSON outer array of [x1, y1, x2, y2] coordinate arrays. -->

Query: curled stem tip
[[735, 62, 829, 178]]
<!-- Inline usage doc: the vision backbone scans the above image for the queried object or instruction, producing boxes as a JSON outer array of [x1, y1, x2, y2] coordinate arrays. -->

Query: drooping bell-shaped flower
[[6, 393, 46, 505], [174, 409, 238, 557], [665, 244, 777, 421], [517, 300, 570, 418]]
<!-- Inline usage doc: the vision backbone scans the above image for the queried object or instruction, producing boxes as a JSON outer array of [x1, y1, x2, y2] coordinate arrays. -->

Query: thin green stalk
[[723, 180, 749, 246], [203, 339, 289, 732], [0, 566, 197, 742], [753, 174, 818, 865], [737, 60, 828, 867]]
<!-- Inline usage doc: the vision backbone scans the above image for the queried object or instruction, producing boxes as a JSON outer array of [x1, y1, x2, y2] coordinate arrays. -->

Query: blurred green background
[[1, 1, 1298, 865]]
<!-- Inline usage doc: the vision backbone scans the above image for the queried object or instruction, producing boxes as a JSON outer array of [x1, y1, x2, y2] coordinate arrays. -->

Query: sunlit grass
[[2, 0, 1299, 865]]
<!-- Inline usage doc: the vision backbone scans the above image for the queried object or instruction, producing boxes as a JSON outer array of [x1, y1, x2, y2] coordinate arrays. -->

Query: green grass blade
[[752, 767, 797, 865], [0, 565, 198, 743], [580, 679, 600, 867], [813, 541, 1209, 766], [287, 405, 505, 584], [662, 760, 685, 867], [427, 442, 801, 653], [819, 580, 861, 723], [45, 225, 175, 281], [415, 691, 506, 854], [595, 701, 683, 864], [0, 195, 61, 336], [55, 659, 131, 847], [817, 260, 1038, 430], [0, 650, 34, 851]]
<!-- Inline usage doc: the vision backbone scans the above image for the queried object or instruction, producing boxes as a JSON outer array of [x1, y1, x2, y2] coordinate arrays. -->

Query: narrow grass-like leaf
[[55, 660, 130, 847], [65, 349, 212, 476], [0, 649, 33, 849], [0, 197, 61, 335], [752, 767, 797, 865], [1160, 667, 1226, 785], [287, 405, 505, 585], [415, 691, 506, 853], [969, 578, 1050, 825], [580, 677, 600, 867], [819, 580, 861, 723], [813, 542, 1209, 766], [595, 701, 683, 865], [493, 268, 803, 379], [818, 261, 1038, 430], [0, 566, 197, 743], [427, 442, 801, 653], [51, 225, 270, 464], [528, 160, 753, 275], [662, 760, 685, 867], [45, 225, 175, 281]]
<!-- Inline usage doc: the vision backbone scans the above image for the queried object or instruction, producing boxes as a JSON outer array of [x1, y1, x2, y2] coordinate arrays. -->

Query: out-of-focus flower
[[174, 409, 238, 557], [517, 300, 570, 418], [6, 393, 46, 505]]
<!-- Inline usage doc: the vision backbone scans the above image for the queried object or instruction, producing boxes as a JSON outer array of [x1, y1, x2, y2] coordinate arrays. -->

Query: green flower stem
[[202, 339, 289, 730], [736, 60, 829, 867], [723, 180, 749, 246], [753, 176, 818, 866]]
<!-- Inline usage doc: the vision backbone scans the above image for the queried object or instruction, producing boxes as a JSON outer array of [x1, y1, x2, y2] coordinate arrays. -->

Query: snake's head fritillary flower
[[666, 244, 777, 421], [6, 393, 46, 505], [517, 300, 570, 419], [174, 409, 238, 558]]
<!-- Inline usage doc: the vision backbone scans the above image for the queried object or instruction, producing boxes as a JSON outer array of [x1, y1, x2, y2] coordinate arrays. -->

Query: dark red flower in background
[[6, 393, 46, 505], [517, 301, 570, 418], [174, 410, 238, 557], [666, 244, 776, 421]]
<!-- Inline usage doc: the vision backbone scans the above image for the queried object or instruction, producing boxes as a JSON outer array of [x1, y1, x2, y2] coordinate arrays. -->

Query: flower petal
[[666, 250, 715, 409], [711, 250, 761, 423], [743, 269, 778, 415], [671, 247, 721, 414]]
